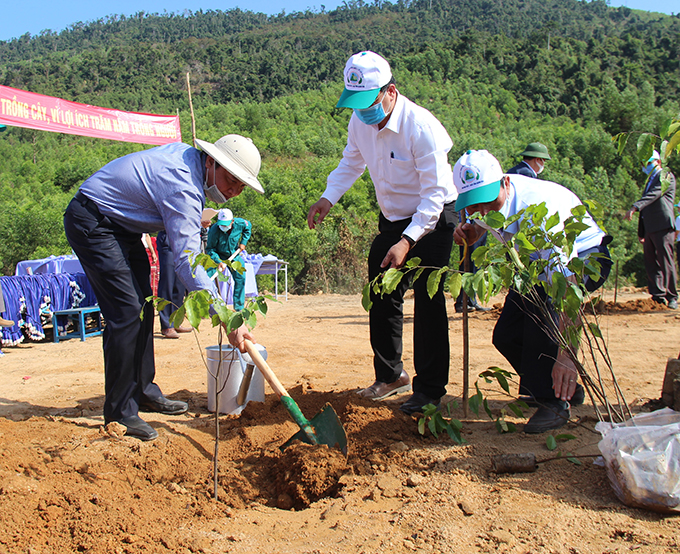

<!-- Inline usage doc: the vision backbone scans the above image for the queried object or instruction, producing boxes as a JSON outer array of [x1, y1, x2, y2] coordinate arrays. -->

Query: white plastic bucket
[[205, 344, 266, 415]]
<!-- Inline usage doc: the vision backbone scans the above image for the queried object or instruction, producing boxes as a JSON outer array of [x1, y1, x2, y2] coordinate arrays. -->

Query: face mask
[[535, 159, 545, 175], [642, 162, 656, 175], [354, 99, 387, 126], [204, 164, 228, 204], [219, 223, 232, 232]]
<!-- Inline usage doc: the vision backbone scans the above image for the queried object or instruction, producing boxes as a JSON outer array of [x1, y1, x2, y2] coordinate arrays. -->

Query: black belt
[[74, 191, 92, 205]]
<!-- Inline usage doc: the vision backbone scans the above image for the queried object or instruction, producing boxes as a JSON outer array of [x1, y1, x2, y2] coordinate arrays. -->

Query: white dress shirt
[[323, 93, 457, 242], [499, 174, 605, 274]]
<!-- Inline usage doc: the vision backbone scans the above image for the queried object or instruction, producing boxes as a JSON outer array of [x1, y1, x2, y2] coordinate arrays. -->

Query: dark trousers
[[157, 231, 186, 330], [368, 203, 456, 400], [493, 241, 612, 399], [64, 194, 162, 421], [493, 288, 559, 399], [644, 228, 678, 302]]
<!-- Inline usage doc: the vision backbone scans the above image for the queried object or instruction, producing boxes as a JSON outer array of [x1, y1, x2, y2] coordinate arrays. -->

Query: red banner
[[0, 85, 181, 145]]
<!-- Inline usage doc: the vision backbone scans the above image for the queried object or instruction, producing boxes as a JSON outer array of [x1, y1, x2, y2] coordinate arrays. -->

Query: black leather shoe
[[111, 415, 159, 441], [524, 399, 570, 434], [518, 384, 585, 407], [455, 302, 490, 313], [399, 392, 441, 415], [139, 396, 189, 415]]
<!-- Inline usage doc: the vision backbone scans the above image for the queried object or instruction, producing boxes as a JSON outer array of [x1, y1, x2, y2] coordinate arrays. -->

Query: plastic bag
[[596, 408, 680, 513]]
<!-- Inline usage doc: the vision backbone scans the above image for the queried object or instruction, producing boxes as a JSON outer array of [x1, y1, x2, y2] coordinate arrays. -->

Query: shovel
[[243, 339, 348, 455], [210, 249, 243, 281]]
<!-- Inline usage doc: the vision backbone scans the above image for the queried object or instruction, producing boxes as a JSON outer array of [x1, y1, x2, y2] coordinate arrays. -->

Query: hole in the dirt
[[203, 388, 427, 510]]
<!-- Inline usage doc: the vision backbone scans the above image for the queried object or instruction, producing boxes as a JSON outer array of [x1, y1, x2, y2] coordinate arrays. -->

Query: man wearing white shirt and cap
[[307, 51, 458, 415], [453, 149, 612, 433], [64, 134, 264, 440]]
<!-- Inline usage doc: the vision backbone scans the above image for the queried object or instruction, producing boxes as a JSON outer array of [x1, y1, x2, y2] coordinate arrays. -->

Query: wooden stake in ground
[[186, 72, 197, 145], [460, 213, 470, 418]]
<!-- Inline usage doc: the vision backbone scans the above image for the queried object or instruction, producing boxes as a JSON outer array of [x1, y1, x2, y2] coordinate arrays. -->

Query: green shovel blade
[[282, 403, 348, 455]]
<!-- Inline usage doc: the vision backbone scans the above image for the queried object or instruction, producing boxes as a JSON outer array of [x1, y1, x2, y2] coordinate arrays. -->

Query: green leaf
[[495, 418, 508, 433], [405, 257, 422, 268], [445, 425, 463, 444], [446, 272, 462, 300], [468, 391, 481, 416], [155, 299, 172, 312], [382, 268, 404, 295], [483, 211, 505, 228], [212, 300, 231, 324], [615, 132, 629, 156], [417, 417, 425, 436], [660, 117, 673, 140], [361, 283, 373, 312], [546, 435, 558, 451], [566, 456, 582, 466], [496, 372, 510, 394], [483, 398, 493, 419], [507, 246, 525, 270], [555, 434, 576, 442], [426, 267, 447, 299], [666, 130, 680, 159], [169, 305, 186, 329], [587, 322, 602, 338], [551, 271, 568, 306], [427, 417, 438, 438], [637, 133, 655, 164], [545, 212, 561, 231], [507, 402, 525, 418], [224, 312, 244, 334]]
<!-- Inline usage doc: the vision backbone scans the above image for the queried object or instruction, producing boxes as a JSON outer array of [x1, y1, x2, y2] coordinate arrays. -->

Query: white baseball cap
[[336, 51, 393, 109], [647, 150, 660, 163], [453, 150, 504, 212], [217, 208, 234, 225], [194, 134, 264, 193]]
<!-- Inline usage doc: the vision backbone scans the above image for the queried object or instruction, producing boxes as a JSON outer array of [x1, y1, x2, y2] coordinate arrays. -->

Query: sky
[[0, 0, 676, 42]]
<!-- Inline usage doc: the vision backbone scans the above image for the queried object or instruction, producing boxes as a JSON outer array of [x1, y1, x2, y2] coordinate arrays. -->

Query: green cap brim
[[217, 220, 232, 226], [454, 179, 502, 212], [520, 151, 551, 160], [336, 87, 380, 109]]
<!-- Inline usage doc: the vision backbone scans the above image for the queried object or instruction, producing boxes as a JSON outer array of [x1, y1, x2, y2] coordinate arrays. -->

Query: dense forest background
[[1, 0, 679, 293]]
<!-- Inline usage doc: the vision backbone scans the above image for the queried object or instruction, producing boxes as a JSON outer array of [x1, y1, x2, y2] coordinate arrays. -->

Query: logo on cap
[[459, 165, 482, 191], [346, 67, 365, 89]]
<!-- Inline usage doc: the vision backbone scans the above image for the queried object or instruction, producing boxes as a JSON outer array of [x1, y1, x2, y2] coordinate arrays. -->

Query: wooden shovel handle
[[236, 363, 254, 405], [244, 339, 288, 399]]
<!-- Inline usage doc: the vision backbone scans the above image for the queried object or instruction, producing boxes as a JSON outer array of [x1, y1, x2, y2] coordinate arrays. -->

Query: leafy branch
[[142, 251, 271, 500], [364, 198, 631, 437]]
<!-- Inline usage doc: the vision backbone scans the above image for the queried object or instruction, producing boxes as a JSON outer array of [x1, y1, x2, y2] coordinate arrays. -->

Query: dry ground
[[1, 288, 679, 554]]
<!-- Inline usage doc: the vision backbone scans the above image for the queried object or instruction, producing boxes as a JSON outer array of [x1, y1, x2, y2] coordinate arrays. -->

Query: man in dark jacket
[[626, 150, 678, 309], [507, 142, 551, 179]]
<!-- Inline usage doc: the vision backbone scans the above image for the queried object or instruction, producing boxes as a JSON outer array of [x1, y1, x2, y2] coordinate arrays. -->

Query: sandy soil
[[1, 288, 679, 554]]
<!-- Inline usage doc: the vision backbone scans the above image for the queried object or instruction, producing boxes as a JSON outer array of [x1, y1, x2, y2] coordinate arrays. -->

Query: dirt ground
[[1, 288, 679, 554]]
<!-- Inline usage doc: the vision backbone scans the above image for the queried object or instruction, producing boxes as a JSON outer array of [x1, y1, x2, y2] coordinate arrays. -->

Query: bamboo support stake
[[613, 260, 619, 304], [186, 72, 196, 145], [460, 212, 470, 417]]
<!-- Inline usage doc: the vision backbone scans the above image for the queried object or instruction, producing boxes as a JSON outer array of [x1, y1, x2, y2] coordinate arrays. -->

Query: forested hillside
[[0, 0, 679, 292]]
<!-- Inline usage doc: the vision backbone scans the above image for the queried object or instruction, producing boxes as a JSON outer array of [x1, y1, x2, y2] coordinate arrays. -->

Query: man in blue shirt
[[64, 135, 264, 441]]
